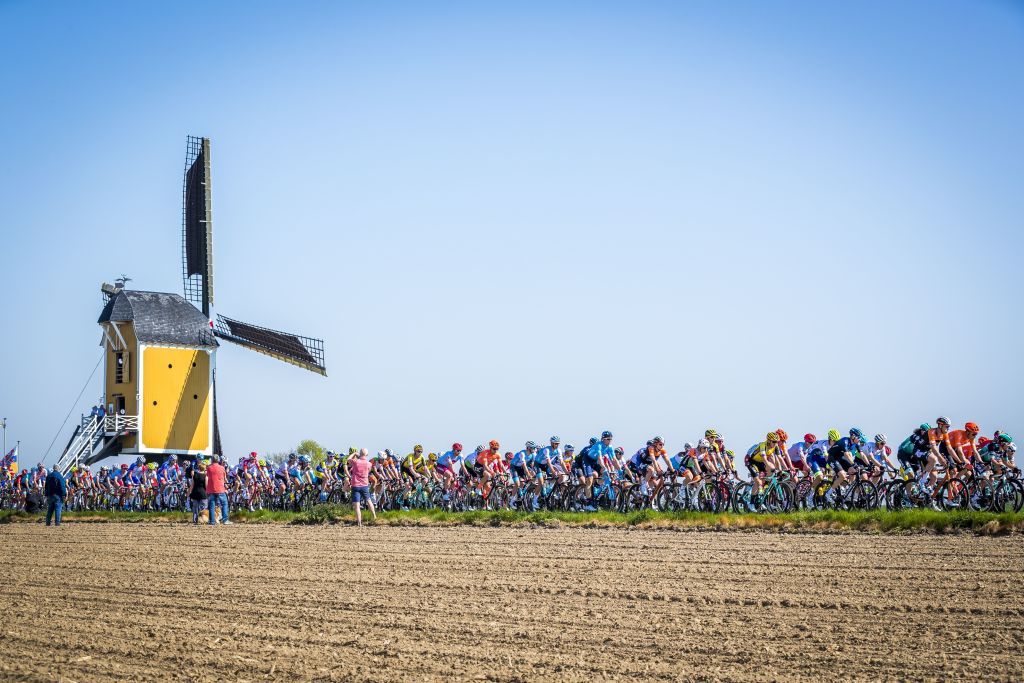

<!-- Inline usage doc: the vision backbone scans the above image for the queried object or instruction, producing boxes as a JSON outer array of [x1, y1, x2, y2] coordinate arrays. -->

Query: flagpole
[[1, 418, 6, 460]]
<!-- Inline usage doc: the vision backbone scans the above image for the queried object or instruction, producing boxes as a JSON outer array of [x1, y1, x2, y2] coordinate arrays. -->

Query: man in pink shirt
[[205, 455, 230, 526], [348, 448, 376, 526]]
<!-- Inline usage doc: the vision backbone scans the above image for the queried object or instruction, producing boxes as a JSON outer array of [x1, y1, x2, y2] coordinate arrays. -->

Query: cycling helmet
[[646, 440, 654, 447], [168, 454, 177, 462], [804, 433, 816, 444], [849, 427, 865, 441], [136, 456, 145, 465], [288, 453, 297, 461], [258, 459, 266, 467], [249, 451, 258, 458], [452, 443, 463, 452], [614, 447, 625, 456], [147, 463, 157, 470], [384, 448, 394, 457], [726, 450, 735, 457], [874, 434, 887, 444], [999, 434, 1013, 443], [550, 435, 560, 443], [489, 440, 500, 450], [525, 441, 537, 449], [1008, 443, 1017, 454], [428, 452, 438, 462], [589, 437, 598, 446], [377, 451, 385, 459], [936, 416, 951, 427], [827, 429, 841, 442], [652, 436, 664, 444], [565, 444, 575, 452], [965, 422, 980, 434], [919, 423, 931, 432], [601, 431, 613, 439], [70, 466, 77, 473], [776, 429, 788, 442], [704, 429, 718, 440], [766, 432, 779, 443], [120, 463, 129, 470], [414, 444, 423, 453], [698, 439, 710, 449], [99, 465, 109, 472], [299, 455, 310, 464], [683, 442, 693, 452]]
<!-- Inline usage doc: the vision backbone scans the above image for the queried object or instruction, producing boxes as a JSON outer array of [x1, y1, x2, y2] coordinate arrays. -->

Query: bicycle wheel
[[938, 478, 969, 511], [731, 481, 754, 513], [846, 480, 878, 510]]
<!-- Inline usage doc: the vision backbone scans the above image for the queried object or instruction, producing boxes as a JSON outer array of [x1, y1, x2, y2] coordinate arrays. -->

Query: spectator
[[206, 455, 230, 525], [44, 467, 67, 527], [348, 448, 376, 526], [186, 460, 208, 524]]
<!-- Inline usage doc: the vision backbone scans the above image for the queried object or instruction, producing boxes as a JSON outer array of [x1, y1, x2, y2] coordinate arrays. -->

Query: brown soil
[[1, 524, 1022, 682]]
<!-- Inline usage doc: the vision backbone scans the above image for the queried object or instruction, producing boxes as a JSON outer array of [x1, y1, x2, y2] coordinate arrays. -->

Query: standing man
[[44, 466, 67, 527], [206, 455, 230, 525], [348, 448, 377, 526]]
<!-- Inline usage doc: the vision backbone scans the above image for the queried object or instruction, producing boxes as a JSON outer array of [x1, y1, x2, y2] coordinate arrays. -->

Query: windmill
[[55, 137, 326, 474]]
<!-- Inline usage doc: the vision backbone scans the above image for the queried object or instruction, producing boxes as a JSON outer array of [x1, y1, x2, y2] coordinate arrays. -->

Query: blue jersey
[[511, 450, 529, 467], [437, 450, 462, 468], [588, 443, 612, 463], [536, 447, 559, 469]]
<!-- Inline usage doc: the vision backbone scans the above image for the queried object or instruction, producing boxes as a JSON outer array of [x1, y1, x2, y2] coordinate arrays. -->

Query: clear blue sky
[[1, 1, 1022, 465]]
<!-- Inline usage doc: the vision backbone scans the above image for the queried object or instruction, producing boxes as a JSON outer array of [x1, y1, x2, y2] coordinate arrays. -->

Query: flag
[[3, 445, 16, 474]]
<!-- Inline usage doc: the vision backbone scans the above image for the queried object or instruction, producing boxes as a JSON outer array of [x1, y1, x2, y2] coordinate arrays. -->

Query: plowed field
[[1, 524, 1022, 681]]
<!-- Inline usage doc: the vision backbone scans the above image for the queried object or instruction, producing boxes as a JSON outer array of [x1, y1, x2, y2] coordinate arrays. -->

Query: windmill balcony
[[101, 413, 139, 434]]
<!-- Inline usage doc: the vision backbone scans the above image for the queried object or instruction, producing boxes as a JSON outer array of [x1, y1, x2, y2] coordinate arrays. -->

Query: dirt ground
[[1, 523, 1022, 682]]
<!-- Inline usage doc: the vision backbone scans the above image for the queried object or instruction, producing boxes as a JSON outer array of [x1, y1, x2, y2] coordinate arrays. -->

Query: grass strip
[[4, 507, 1022, 534]]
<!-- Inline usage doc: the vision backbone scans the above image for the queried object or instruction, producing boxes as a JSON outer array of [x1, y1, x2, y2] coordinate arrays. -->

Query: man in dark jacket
[[44, 467, 67, 527]]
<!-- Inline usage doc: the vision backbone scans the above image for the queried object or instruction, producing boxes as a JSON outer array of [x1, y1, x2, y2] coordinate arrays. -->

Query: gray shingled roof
[[98, 290, 218, 348]]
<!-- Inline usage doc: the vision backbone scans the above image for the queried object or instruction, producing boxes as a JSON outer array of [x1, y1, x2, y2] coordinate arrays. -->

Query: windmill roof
[[98, 290, 218, 348]]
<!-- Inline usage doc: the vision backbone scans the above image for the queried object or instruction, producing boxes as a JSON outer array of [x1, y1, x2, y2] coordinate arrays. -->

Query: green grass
[[3, 506, 1022, 534]]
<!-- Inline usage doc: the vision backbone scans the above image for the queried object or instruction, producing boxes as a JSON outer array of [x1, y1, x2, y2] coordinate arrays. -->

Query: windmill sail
[[183, 135, 214, 316], [214, 314, 326, 376]]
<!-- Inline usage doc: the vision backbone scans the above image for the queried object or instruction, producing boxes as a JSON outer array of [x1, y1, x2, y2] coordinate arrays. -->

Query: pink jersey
[[349, 458, 371, 488]]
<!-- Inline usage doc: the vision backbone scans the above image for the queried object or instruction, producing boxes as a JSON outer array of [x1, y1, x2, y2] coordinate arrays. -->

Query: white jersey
[[788, 442, 808, 463]]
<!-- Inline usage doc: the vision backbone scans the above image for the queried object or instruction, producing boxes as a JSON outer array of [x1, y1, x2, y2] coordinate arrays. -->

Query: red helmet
[[776, 429, 789, 442], [965, 422, 979, 434], [804, 433, 816, 444], [120, 464, 129, 470], [489, 440, 500, 450], [452, 443, 463, 452], [249, 451, 258, 458]]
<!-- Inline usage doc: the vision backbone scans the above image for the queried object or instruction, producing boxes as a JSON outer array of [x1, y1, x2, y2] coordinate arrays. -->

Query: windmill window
[[168, 363, 173, 369], [114, 352, 130, 384], [152, 400, 158, 406], [193, 394, 198, 400]]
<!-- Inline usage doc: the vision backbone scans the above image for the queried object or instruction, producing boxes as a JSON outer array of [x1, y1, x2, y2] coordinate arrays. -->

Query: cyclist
[[947, 422, 980, 470], [825, 428, 865, 503], [745, 432, 781, 504], [436, 443, 464, 488], [774, 429, 792, 471], [477, 440, 502, 491], [509, 442, 536, 487], [896, 424, 933, 483], [788, 435, 813, 476], [401, 446, 426, 482], [582, 431, 613, 508], [625, 441, 656, 494], [862, 434, 897, 482], [532, 438, 560, 505], [403, 445, 427, 481], [463, 445, 482, 481]]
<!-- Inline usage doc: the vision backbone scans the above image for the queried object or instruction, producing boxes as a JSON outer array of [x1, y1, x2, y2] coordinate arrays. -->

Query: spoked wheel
[[845, 480, 878, 510], [731, 481, 754, 513], [937, 478, 969, 511]]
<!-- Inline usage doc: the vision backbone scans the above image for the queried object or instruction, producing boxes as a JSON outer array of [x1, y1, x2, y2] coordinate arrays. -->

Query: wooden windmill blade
[[213, 314, 327, 376], [182, 136, 214, 317]]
